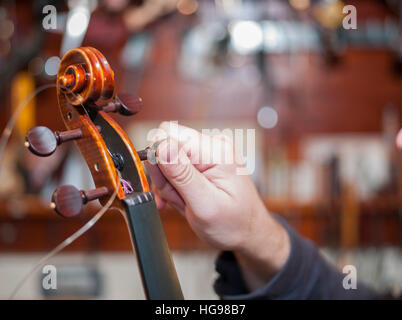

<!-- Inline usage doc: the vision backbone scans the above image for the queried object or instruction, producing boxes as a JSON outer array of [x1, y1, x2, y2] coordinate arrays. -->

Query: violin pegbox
[[58, 47, 115, 107], [25, 47, 150, 218]]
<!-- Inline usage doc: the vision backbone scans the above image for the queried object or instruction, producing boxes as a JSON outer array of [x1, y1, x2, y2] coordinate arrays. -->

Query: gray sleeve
[[214, 216, 379, 300]]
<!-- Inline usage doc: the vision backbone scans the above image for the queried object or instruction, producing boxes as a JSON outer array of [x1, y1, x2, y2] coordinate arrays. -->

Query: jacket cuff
[[214, 215, 314, 299]]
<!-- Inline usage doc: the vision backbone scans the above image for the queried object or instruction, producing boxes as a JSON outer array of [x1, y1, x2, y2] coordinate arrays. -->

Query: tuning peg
[[137, 149, 148, 161], [101, 93, 142, 116], [136, 140, 163, 162], [51, 185, 109, 218], [25, 126, 82, 157]]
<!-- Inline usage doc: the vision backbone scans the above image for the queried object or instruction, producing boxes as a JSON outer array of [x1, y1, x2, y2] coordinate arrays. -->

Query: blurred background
[[0, 0, 402, 299]]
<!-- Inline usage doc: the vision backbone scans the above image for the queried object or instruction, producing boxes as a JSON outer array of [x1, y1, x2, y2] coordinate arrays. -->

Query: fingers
[[153, 189, 167, 210], [144, 160, 185, 212], [156, 138, 215, 208], [157, 122, 237, 173], [158, 122, 210, 172], [146, 122, 238, 214]]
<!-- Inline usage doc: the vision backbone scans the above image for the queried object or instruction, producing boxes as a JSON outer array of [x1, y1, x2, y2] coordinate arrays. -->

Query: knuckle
[[170, 164, 193, 186]]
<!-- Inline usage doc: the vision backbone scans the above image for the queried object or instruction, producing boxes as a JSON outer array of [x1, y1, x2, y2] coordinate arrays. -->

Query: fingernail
[[157, 139, 179, 165]]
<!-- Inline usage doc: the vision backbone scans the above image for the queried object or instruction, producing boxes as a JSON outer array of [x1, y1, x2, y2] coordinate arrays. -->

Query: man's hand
[[145, 122, 290, 291]]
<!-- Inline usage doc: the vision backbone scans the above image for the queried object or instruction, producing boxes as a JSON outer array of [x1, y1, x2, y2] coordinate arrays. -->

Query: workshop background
[[0, 0, 402, 299]]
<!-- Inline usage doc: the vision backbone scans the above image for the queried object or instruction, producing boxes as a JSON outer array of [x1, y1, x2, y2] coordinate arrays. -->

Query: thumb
[[156, 139, 213, 205]]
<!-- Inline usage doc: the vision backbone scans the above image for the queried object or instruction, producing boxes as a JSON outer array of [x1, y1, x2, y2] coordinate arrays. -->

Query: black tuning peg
[[25, 126, 82, 157], [136, 140, 164, 162], [51, 185, 109, 218], [101, 93, 143, 116], [137, 149, 148, 161]]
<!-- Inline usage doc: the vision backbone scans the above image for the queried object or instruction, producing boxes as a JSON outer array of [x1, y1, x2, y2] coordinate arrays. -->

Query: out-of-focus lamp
[[289, 0, 311, 11], [177, 0, 198, 15], [229, 21, 263, 54], [313, 0, 345, 29]]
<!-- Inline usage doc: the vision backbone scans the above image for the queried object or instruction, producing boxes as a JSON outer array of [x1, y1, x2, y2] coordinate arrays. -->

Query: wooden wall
[[0, 0, 401, 252]]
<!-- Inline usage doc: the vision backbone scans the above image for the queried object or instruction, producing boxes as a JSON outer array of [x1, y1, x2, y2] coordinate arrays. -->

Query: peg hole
[[94, 163, 99, 172], [67, 112, 72, 120]]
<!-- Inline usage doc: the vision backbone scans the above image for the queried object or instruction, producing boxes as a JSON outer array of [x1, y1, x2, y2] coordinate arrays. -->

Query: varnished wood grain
[[56, 47, 149, 208]]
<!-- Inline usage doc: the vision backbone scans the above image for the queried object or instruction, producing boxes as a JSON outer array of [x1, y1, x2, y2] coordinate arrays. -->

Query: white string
[[8, 177, 119, 299], [0, 83, 121, 299], [0, 82, 77, 162], [0, 84, 56, 168]]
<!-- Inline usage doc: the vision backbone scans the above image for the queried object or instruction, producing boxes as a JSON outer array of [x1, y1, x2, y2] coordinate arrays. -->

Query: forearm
[[233, 213, 290, 292], [214, 215, 379, 300]]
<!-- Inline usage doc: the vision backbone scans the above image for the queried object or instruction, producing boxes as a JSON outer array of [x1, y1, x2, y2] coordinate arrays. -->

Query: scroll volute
[[56, 47, 149, 208]]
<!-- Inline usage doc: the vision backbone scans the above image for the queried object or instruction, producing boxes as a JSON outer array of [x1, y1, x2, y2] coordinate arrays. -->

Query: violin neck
[[122, 192, 184, 300]]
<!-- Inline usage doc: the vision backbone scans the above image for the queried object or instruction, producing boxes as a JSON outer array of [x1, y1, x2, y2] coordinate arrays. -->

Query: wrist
[[234, 207, 290, 291]]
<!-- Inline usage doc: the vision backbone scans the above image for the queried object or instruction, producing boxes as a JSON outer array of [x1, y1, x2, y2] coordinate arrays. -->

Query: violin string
[[0, 84, 57, 168], [0, 83, 121, 299], [8, 171, 120, 299]]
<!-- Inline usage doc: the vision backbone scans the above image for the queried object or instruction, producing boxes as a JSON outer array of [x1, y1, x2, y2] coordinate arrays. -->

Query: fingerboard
[[122, 192, 184, 300]]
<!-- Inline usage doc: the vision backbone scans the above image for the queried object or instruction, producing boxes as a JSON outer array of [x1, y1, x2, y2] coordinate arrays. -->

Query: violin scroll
[[57, 47, 115, 106], [25, 46, 150, 215]]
